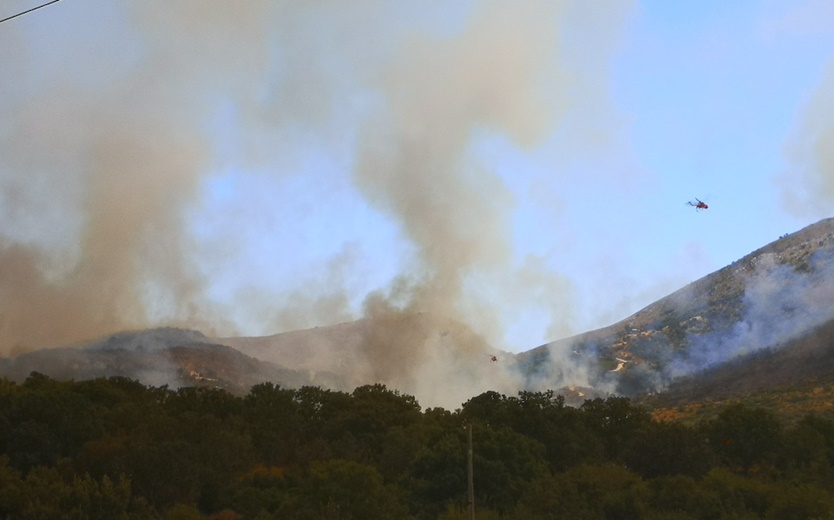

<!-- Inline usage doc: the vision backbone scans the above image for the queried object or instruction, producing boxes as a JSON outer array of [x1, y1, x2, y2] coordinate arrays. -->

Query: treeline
[[2, 374, 834, 519]]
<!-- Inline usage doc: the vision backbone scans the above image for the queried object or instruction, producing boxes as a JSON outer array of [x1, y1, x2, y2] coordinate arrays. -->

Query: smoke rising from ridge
[[0, 0, 366, 350], [5, 2, 834, 408], [781, 51, 834, 216], [355, 1, 562, 336], [670, 253, 834, 378], [0, 1, 640, 405], [1, 3, 624, 331]]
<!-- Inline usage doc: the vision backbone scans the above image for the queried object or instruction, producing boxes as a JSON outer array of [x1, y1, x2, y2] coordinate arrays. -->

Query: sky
[[2, 0, 834, 356]]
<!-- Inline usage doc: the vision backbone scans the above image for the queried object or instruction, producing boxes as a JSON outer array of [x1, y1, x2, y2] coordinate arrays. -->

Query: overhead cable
[[0, 0, 63, 25]]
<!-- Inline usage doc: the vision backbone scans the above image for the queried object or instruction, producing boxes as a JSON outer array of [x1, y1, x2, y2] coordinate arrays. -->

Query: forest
[[2, 373, 834, 519]]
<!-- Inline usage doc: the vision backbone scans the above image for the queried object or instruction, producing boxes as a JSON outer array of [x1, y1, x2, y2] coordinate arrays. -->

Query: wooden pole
[[468, 423, 475, 520]]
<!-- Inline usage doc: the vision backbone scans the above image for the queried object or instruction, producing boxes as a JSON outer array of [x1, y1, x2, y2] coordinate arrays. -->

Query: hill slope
[[519, 218, 834, 396], [0, 327, 318, 394], [3, 219, 834, 408]]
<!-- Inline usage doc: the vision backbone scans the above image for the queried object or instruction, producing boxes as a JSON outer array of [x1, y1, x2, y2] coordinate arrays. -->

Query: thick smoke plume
[[781, 56, 834, 217], [0, 1, 634, 405], [351, 2, 565, 399], [671, 253, 834, 378]]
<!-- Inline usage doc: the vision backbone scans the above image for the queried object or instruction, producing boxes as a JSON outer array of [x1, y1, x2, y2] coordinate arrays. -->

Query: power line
[[0, 0, 63, 25]]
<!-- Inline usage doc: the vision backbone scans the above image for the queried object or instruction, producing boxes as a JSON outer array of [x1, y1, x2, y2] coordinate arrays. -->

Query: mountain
[[216, 311, 495, 387], [0, 313, 499, 405], [0, 327, 320, 394], [216, 311, 513, 409], [3, 219, 834, 408], [519, 217, 834, 397], [631, 309, 834, 425]]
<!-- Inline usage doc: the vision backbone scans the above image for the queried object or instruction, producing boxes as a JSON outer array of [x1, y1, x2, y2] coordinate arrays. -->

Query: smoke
[[346, 1, 638, 403], [0, 0, 340, 351], [780, 55, 834, 217], [0, 88, 210, 352], [669, 253, 834, 378], [354, 2, 560, 318], [0, 1, 636, 406]]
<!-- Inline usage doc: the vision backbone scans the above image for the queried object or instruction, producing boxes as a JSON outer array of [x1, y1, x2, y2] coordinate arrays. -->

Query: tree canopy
[[1, 373, 833, 519]]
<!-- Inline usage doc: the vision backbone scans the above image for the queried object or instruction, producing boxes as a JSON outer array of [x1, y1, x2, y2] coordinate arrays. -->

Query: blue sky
[[2, 1, 834, 353]]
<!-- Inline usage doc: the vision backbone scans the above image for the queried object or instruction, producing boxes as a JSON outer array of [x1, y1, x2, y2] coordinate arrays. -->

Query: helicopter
[[687, 198, 709, 211]]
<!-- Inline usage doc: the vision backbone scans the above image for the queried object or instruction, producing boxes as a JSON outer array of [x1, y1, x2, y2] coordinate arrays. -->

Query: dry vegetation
[[649, 382, 834, 426]]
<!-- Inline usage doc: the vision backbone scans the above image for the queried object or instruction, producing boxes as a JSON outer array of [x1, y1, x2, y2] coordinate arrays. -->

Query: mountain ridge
[[2, 218, 834, 409], [520, 217, 834, 396]]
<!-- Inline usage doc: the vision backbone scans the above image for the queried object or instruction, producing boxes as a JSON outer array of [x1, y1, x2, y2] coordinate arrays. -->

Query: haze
[[2, 0, 834, 356]]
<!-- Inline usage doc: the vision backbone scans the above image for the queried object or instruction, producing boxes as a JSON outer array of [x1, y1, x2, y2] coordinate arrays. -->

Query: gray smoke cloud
[[780, 55, 834, 217], [355, 1, 562, 337], [0, 1, 635, 405], [346, 1, 637, 403], [674, 253, 834, 376], [0, 0, 360, 351]]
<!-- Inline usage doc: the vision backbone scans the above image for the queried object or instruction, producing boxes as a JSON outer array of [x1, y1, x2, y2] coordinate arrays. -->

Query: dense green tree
[[222, 465, 293, 519], [286, 459, 410, 520], [781, 418, 831, 482], [0, 456, 24, 517], [10, 464, 153, 519], [784, 414, 834, 483], [165, 386, 243, 421], [337, 384, 422, 466], [511, 464, 648, 520], [163, 503, 207, 520], [461, 390, 604, 471], [470, 425, 549, 514], [581, 396, 653, 461], [114, 411, 254, 514], [702, 467, 771, 517], [121, 436, 201, 512], [243, 383, 301, 466], [516, 392, 604, 471], [74, 434, 131, 479], [2, 373, 104, 472], [705, 404, 785, 471], [764, 483, 834, 520], [460, 391, 513, 426], [4, 375, 833, 519], [291, 385, 352, 463], [622, 420, 716, 478], [647, 475, 723, 520], [407, 430, 468, 519], [375, 423, 427, 482], [191, 415, 256, 513], [699, 467, 834, 519], [408, 423, 547, 517], [73, 377, 153, 410], [436, 504, 501, 520]]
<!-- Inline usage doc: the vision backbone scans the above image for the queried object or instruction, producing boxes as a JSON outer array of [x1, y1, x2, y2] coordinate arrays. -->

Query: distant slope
[[641, 314, 834, 425], [519, 218, 834, 396], [217, 311, 499, 392], [0, 327, 319, 394], [644, 314, 834, 407], [0, 314, 504, 408], [4, 219, 834, 407], [213, 312, 523, 411]]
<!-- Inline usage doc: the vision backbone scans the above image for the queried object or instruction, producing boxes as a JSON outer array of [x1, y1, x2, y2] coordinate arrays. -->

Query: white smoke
[[670, 252, 834, 378], [0, 1, 646, 408]]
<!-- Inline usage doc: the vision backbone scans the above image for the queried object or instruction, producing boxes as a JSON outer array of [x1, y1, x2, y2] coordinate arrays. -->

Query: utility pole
[[467, 423, 475, 520]]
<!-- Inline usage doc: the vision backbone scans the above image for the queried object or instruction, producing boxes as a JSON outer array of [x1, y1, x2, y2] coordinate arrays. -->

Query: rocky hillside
[[0, 328, 320, 394], [519, 218, 834, 396], [4, 219, 834, 407], [637, 311, 834, 424], [0, 314, 502, 407], [218, 311, 495, 385]]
